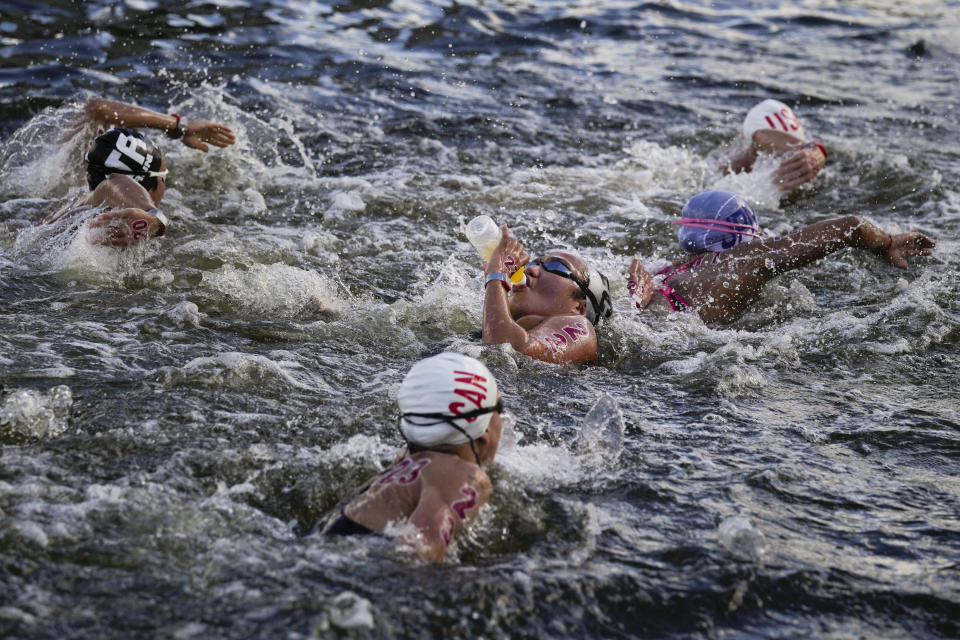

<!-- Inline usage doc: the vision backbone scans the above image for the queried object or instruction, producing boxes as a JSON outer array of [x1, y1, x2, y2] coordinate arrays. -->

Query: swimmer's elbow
[[84, 97, 110, 122], [397, 530, 448, 563], [417, 539, 448, 563]]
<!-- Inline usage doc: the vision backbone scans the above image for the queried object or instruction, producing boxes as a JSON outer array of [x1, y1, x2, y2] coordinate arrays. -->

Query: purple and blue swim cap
[[675, 190, 760, 253]]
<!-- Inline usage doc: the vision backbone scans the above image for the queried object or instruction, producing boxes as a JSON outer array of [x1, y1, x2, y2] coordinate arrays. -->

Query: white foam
[[167, 351, 334, 394], [0, 385, 72, 439], [198, 262, 345, 316]]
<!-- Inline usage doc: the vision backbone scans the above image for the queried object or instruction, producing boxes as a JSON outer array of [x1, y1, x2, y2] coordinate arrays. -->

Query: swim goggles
[[401, 399, 504, 427], [529, 258, 585, 286], [399, 399, 504, 466], [529, 257, 595, 297]]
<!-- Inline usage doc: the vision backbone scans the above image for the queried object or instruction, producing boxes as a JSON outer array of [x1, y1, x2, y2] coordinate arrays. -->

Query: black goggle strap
[[533, 258, 611, 324], [397, 401, 503, 466]]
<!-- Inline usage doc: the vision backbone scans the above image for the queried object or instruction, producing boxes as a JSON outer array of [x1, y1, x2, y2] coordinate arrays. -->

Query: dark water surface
[[1, 1, 958, 638]]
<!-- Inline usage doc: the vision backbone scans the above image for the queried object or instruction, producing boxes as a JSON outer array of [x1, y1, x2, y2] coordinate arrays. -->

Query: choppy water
[[1, 1, 959, 638]]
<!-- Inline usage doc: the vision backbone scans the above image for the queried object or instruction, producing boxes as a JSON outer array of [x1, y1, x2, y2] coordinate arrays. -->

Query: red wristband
[[167, 114, 186, 140]]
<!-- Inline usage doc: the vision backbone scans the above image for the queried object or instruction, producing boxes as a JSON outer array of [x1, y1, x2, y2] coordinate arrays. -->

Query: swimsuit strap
[[656, 287, 690, 312]]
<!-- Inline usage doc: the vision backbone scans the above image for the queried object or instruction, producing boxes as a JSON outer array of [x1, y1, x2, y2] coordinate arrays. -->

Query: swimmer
[[628, 200, 935, 324], [40, 97, 236, 247], [721, 99, 828, 192], [481, 225, 612, 364], [315, 352, 502, 562]]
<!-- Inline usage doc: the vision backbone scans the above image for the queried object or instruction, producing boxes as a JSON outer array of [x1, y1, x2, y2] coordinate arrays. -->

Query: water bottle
[[465, 215, 526, 286], [465, 215, 500, 261]]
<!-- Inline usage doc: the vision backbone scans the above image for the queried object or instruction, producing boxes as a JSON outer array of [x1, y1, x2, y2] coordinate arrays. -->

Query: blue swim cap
[[675, 190, 760, 253]]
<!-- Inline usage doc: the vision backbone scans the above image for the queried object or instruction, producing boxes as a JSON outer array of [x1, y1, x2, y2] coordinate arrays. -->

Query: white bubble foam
[[198, 262, 346, 316], [0, 385, 72, 439]]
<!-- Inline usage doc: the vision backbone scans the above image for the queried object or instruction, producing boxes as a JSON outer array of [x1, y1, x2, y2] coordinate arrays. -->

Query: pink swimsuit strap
[[655, 252, 720, 283]]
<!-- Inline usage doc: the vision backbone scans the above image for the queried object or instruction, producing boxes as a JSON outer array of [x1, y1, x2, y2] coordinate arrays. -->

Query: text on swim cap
[[105, 132, 154, 173], [449, 370, 489, 422], [765, 108, 801, 133]]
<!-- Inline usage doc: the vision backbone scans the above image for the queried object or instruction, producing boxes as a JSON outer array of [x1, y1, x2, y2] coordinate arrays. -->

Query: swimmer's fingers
[[773, 152, 819, 190], [627, 258, 654, 307], [182, 120, 237, 152], [89, 209, 155, 246], [885, 232, 935, 269], [89, 210, 124, 227], [486, 224, 524, 274]]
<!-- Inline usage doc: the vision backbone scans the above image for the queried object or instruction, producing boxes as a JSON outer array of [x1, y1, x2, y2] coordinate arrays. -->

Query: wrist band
[[803, 141, 828, 159], [147, 208, 169, 237], [167, 114, 187, 140], [485, 272, 510, 291]]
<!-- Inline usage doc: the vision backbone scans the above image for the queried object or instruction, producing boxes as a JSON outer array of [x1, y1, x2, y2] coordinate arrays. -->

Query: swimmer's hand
[[88, 208, 161, 248], [881, 232, 935, 269], [182, 119, 237, 152], [772, 144, 826, 191], [485, 224, 529, 278], [627, 258, 654, 309]]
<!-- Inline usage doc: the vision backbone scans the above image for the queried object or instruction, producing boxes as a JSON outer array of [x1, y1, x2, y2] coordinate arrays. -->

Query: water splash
[[717, 515, 767, 563], [0, 385, 72, 439], [572, 393, 625, 466]]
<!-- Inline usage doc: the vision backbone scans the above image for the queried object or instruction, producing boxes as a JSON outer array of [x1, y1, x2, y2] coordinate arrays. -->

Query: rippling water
[[1, 1, 958, 638]]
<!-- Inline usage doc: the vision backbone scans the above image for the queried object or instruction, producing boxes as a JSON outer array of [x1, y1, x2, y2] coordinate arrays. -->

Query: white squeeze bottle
[[465, 215, 526, 286]]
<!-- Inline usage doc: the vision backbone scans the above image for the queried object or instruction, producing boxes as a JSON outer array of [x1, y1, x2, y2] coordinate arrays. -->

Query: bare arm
[[86, 174, 156, 210], [84, 97, 236, 152], [658, 215, 935, 324], [402, 472, 491, 562], [760, 216, 934, 274]]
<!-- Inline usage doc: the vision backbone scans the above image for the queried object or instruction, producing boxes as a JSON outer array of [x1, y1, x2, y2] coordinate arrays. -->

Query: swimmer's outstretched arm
[[639, 216, 935, 324], [749, 216, 935, 274], [84, 97, 236, 152]]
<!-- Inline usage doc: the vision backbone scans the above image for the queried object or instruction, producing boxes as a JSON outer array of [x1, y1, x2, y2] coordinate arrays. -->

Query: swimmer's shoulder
[[419, 452, 490, 492]]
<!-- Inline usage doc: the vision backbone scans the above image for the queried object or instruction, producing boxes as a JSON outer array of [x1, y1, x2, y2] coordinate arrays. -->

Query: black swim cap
[[85, 128, 165, 192]]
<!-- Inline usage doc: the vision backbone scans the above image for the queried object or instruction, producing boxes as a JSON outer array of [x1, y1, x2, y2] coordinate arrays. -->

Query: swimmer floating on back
[[41, 97, 236, 248], [722, 99, 828, 193], [628, 190, 936, 324], [481, 226, 612, 365], [315, 352, 503, 562]]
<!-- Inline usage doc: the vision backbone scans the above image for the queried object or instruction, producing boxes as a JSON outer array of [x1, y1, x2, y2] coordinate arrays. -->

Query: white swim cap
[[742, 99, 804, 141], [397, 352, 499, 448]]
